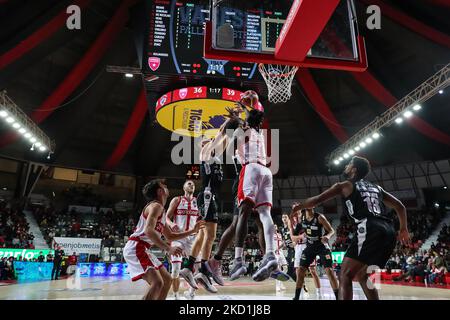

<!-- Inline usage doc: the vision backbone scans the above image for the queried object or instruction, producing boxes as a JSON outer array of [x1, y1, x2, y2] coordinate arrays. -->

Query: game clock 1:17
[[208, 88, 245, 102]]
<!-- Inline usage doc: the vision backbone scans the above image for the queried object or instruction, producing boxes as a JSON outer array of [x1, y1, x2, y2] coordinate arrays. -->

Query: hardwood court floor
[[0, 276, 449, 300]]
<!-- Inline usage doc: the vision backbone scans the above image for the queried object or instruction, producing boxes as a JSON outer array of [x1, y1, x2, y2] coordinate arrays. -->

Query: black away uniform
[[299, 213, 333, 268], [281, 225, 296, 278], [343, 179, 397, 268], [197, 159, 223, 223]]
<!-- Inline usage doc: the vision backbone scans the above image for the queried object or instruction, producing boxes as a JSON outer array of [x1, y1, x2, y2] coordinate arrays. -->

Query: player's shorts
[[275, 250, 288, 266], [294, 243, 307, 268], [300, 243, 333, 269], [197, 190, 219, 223], [237, 163, 272, 208], [123, 239, 163, 282], [345, 217, 396, 269], [170, 235, 196, 264]]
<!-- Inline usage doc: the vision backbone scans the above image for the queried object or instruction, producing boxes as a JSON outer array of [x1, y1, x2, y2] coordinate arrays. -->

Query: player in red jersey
[[122, 179, 204, 300], [165, 180, 200, 299], [203, 93, 289, 283]]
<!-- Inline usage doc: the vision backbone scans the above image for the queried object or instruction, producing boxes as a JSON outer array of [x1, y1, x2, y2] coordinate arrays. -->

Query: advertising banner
[[53, 237, 102, 255], [14, 262, 53, 281], [78, 263, 130, 277], [0, 248, 54, 260], [332, 251, 345, 264]]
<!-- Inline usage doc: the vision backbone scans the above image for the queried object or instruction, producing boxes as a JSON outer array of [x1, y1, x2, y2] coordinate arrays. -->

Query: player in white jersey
[[201, 91, 286, 282], [228, 91, 279, 282], [122, 179, 204, 300], [274, 225, 287, 291], [165, 180, 200, 299]]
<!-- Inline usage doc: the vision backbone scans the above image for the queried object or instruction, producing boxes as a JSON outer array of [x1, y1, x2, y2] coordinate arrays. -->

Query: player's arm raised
[[318, 214, 335, 244], [292, 181, 353, 212], [201, 129, 230, 161], [381, 189, 410, 246], [211, 108, 243, 157], [163, 220, 206, 241]]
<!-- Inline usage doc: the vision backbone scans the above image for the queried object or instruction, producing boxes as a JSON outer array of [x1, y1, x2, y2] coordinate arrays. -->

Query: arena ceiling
[[0, 0, 449, 179]]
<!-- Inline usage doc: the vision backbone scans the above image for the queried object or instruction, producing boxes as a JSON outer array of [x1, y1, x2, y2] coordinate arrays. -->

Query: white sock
[[235, 247, 243, 259], [256, 206, 275, 254], [316, 288, 321, 295], [276, 280, 281, 290]]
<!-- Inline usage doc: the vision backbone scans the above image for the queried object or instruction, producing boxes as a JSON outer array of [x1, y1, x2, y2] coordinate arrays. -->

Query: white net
[[258, 63, 299, 104]]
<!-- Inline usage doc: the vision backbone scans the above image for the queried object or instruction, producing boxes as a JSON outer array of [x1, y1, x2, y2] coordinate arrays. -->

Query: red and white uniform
[[274, 232, 287, 266], [170, 196, 199, 264], [235, 127, 272, 208], [123, 201, 166, 281]]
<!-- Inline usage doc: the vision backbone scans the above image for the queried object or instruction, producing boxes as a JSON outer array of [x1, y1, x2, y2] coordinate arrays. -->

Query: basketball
[[240, 90, 260, 109]]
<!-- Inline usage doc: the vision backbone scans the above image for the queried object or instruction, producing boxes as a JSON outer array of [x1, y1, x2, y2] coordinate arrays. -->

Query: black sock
[[214, 254, 222, 261], [200, 260, 208, 274], [293, 288, 302, 300], [333, 289, 339, 300], [184, 256, 196, 271]]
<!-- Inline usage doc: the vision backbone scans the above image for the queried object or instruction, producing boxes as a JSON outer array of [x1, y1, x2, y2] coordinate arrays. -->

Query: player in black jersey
[[281, 214, 296, 279], [290, 208, 339, 300], [292, 156, 410, 300], [288, 211, 321, 296], [180, 138, 223, 294]]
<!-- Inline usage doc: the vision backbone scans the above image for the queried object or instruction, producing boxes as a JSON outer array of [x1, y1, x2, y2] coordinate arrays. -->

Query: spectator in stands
[[434, 252, 447, 270], [71, 219, 81, 237], [37, 251, 45, 263], [46, 252, 53, 263], [394, 258, 419, 282], [385, 258, 397, 272], [428, 263, 447, 285], [0, 258, 7, 280]]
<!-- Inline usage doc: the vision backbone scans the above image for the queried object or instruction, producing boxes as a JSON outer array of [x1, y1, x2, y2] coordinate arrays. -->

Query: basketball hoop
[[258, 63, 299, 104]]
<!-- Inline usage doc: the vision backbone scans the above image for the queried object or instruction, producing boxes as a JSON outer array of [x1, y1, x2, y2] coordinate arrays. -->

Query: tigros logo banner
[[0, 248, 54, 260]]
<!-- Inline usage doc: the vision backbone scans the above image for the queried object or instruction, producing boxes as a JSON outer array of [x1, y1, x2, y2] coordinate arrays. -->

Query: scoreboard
[[144, 0, 259, 80], [155, 87, 247, 137], [144, 0, 291, 81], [144, 1, 358, 80]]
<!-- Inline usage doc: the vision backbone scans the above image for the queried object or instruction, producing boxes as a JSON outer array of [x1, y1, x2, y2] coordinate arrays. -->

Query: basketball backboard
[[205, 0, 367, 72]]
